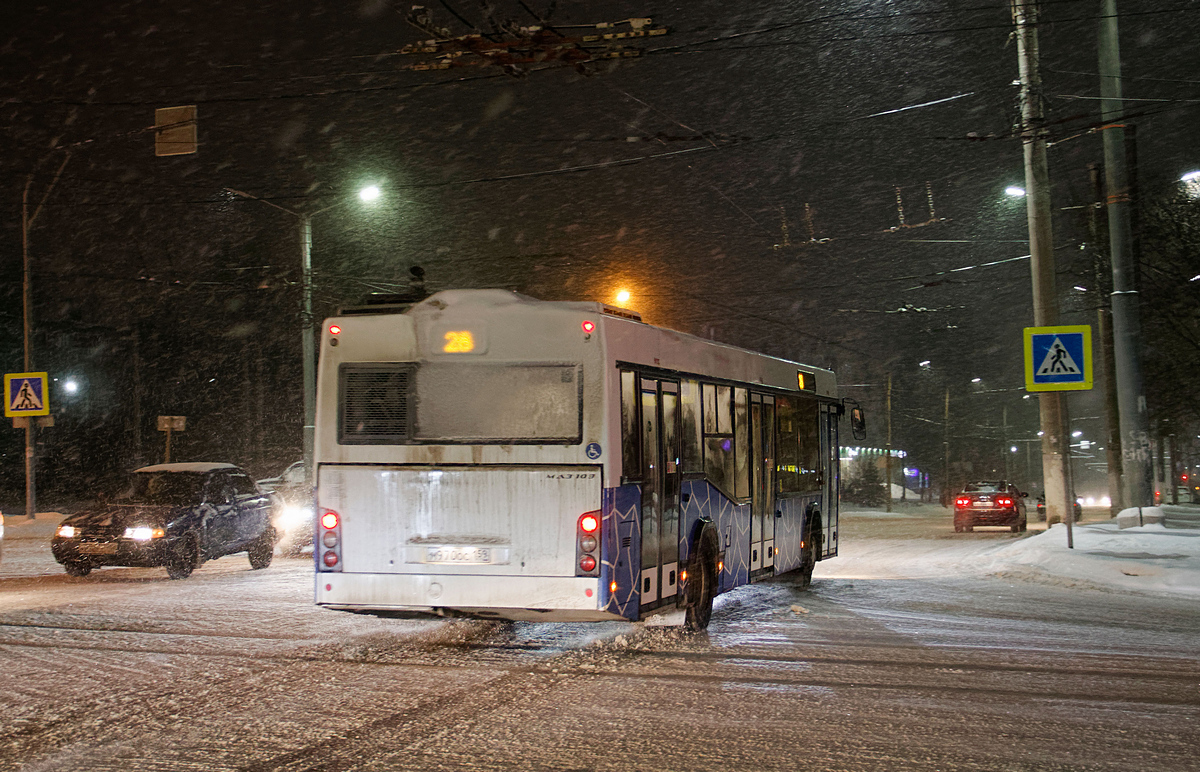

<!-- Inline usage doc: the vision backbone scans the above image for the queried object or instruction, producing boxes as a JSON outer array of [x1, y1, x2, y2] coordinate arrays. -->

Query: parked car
[[954, 480, 1028, 533], [51, 462, 277, 579], [257, 461, 313, 555], [1035, 495, 1083, 521]]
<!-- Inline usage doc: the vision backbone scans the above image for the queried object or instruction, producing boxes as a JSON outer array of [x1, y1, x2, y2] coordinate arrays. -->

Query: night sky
[[2, 1, 1198, 503]]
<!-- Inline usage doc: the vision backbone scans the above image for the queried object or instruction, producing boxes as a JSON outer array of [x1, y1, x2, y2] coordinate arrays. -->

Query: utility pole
[[299, 214, 316, 482], [19, 154, 71, 519], [885, 372, 893, 512], [1088, 162, 1125, 516], [1002, 406, 1009, 480], [1012, 0, 1074, 545], [943, 386, 951, 505], [1099, 0, 1153, 508], [21, 177, 36, 520]]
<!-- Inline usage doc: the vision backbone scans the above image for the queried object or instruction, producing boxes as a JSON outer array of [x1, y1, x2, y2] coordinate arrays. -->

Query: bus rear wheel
[[685, 530, 719, 632], [796, 527, 819, 590]]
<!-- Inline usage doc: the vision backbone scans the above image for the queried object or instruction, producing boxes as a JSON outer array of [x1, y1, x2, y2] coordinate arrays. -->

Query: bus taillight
[[319, 509, 343, 573], [576, 510, 601, 578]]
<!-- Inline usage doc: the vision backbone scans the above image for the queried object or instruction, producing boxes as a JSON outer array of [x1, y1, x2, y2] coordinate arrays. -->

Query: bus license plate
[[425, 546, 492, 565]]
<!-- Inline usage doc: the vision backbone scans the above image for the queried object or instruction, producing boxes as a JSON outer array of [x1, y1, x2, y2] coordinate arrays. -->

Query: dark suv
[[954, 481, 1028, 533], [51, 462, 277, 579]]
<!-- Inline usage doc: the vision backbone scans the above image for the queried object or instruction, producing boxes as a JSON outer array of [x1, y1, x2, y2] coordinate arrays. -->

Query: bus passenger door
[[640, 380, 662, 605], [821, 403, 839, 558], [750, 395, 776, 572], [639, 378, 681, 608], [660, 383, 681, 603]]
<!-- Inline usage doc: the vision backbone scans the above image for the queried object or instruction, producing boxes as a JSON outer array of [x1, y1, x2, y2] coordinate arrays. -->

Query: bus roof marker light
[[329, 324, 341, 335], [581, 320, 596, 334]]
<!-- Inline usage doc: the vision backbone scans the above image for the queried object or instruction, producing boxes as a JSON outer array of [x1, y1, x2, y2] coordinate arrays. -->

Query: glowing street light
[[63, 379, 78, 394], [1005, 186, 1026, 198], [359, 184, 381, 202], [615, 289, 631, 304], [1182, 170, 1200, 199]]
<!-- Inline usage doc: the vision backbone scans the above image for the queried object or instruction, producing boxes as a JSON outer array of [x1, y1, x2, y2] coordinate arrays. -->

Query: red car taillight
[[576, 510, 601, 578], [955, 496, 971, 508], [996, 496, 1014, 507], [318, 508, 342, 572]]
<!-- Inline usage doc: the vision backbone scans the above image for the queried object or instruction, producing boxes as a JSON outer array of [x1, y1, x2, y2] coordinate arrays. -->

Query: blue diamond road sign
[[1024, 326, 1092, 392]]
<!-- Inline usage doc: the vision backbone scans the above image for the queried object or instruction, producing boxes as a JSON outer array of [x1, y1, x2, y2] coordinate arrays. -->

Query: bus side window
[[796, 397, 821, 490], [702, 383, 736, 499], [620, 370, 640, 483], [776, 396, 800, 493], [680, 380, 702, 473], [734, 387, 749, 500]]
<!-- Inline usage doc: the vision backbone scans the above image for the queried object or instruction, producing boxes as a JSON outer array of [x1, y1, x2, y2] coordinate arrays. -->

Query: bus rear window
[[339, 362, 581, 445]]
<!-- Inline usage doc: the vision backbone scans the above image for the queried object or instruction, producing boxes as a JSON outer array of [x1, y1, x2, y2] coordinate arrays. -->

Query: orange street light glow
[[616, 289, 631, 304]]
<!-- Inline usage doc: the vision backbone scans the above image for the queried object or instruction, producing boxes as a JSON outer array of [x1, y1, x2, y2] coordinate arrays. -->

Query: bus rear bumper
[[316, 572, 622, 622]]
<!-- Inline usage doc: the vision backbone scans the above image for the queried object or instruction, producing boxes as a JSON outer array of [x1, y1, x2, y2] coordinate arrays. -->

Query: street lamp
[[1005, 186, 1026, 198], [615, 289, 631, 304], [225, 184, 382, 482], [1182, 170, 1200, 199]]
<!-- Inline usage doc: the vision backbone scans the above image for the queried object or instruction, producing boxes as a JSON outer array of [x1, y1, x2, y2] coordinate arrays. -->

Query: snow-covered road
[[2, 507, 1198, 771]]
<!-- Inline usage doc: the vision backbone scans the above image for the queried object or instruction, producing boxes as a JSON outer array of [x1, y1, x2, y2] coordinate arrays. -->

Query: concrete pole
[[21, 178, 36, 520], [885, 372, 893, 512], [1099, 0, 1153, 507], [943, 386, 950, 505], [300, 215, 316, 485], [1002, 405, 1009, 481], [1013, 0, 1074, 539]]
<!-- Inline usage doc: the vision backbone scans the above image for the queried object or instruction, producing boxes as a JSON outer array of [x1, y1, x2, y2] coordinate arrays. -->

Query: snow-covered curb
[[983, 520, 1200, 598]]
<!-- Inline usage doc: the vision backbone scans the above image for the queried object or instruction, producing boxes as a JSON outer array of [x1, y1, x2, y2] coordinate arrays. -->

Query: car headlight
[[124, 526, 166, 541], [57, 525, 78, 538], [275, 504, 313, 530]]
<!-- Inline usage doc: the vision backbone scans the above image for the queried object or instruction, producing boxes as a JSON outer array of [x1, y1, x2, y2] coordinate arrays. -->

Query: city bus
[[312, 289, 855, 629]]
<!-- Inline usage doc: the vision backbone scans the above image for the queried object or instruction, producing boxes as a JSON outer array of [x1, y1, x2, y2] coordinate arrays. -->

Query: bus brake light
[[321, 511, 339, 529], [579, 513, 599, 533], [323, 551, 339, 568]]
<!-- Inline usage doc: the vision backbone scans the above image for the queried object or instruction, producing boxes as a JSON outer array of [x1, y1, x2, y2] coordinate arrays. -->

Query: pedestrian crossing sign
[[5, 372, 50, 417], [1024, 326, 1092, 391]]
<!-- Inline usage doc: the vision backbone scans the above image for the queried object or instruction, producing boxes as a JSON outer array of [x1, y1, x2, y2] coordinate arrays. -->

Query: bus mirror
[[850, 406, 866, 441]]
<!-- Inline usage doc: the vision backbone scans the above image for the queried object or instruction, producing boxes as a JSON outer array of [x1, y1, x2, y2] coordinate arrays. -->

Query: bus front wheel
[[685, 528, 719, 632]]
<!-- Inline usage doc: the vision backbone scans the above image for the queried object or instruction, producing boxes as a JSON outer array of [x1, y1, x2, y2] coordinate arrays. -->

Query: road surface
[[2, 505, 1197, 771]]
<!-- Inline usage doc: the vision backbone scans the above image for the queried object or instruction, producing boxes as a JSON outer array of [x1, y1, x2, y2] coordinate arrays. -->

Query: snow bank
[[984, 519, 1200, 597]]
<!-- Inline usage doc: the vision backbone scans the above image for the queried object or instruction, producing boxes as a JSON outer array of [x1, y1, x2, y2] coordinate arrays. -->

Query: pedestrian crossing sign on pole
[[1024, 326, 1092, 391], [5, 372, 50, 417]]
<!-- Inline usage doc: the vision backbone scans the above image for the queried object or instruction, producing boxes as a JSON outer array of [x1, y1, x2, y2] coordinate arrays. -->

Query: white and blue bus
[[312, 289, 854, 629]]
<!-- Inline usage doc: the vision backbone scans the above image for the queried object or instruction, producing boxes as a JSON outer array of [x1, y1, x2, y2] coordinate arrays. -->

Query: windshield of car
[[963, 482, 1003, 493], [126, 473, 205, 505]]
